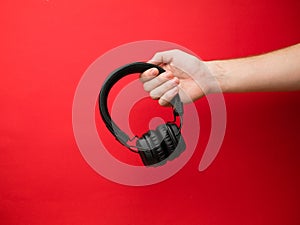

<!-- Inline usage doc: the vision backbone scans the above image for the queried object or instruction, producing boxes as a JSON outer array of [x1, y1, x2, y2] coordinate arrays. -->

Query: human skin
[[140, 43, 300, 106]]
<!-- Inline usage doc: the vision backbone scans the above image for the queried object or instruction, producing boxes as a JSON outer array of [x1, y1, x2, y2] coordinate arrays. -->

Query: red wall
[[1, 0, 300, 224]]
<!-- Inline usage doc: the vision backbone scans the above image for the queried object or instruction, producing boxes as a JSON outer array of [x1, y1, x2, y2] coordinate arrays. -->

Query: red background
[[1, 0, 300, 224]]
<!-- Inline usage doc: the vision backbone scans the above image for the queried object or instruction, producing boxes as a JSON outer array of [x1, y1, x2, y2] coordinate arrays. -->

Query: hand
[[140, 49, 217, 106]]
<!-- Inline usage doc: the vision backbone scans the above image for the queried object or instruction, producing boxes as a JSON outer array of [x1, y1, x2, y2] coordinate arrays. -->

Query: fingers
[[141, 69, 180, 106], [143, 71, 174, 92], [149, 77, 179, 99], [158, 86, 179, 106], [148, 49, 181, 65], [139, 68, 159, 83], [140, 52, 182, 106]]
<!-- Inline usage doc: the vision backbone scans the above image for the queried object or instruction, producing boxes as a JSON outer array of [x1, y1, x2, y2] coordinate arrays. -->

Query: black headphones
[[98, 62, 186, 166]]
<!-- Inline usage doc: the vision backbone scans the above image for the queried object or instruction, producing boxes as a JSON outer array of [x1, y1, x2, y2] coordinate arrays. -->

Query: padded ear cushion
[[166, 122, 186, 160], [136, 136, 154, 166], [156, 124, 177, 155], [136, 124, 186, 166], [148, 130, 167, 162], [166, 123, 181, 141], [157, 122, 186, 161], [136, 130, 167, 166]]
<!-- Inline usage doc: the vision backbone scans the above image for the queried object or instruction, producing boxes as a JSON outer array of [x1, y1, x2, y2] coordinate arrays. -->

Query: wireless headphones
[[98, 62, 186, 166]]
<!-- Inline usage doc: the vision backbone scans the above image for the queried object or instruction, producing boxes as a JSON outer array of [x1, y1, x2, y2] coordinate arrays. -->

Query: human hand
[[141, 44, 300, 106], [140, 49, 218, 106]]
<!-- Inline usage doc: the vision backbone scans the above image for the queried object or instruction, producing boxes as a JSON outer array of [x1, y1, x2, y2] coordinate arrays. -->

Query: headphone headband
[[98, 62, 183, 147]]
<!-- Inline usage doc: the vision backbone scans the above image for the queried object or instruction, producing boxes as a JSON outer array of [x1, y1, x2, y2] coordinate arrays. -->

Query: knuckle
[[158, 98, 168, 106], [163, 92, 172, 101], [161, 87, 178, 102], [143, 82, 151, 92], [158, 74, 168, 83], [139, 74, 146, 83], [171, 49, 181, 55], [149, 90, 159, 99], [152, 52, 161, 62], [166, 79, 176, 88]]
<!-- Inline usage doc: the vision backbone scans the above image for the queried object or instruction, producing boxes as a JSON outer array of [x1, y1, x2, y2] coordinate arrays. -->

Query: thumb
[[147, 50, 176, 65]]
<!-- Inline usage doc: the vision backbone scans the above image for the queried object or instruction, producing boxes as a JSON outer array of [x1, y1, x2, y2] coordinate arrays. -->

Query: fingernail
[[164, 71, 173, 79], [172, 77, 179, 84], [150, 68, 157, 75]]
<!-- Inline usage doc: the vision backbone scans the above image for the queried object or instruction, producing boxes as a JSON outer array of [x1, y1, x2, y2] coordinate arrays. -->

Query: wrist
[[204, 60, 229, 94]]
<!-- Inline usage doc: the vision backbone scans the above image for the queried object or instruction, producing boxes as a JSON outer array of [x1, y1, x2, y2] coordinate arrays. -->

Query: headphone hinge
[[115, 131, 130, 146]]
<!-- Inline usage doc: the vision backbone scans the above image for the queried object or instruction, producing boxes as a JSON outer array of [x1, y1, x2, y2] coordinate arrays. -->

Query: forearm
[[208, 43, 300, 93]]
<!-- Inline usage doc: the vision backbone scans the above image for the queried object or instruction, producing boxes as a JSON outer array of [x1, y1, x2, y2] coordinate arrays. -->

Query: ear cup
[[136, 123, 186, 166], [136, 136, 154, 166], [136, 130, 167, 166], [158, 123, 186, 161], [157, 124, 177, 154]]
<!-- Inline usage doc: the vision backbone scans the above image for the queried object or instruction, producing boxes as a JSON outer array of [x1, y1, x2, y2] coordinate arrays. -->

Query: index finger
[[139, 67, 159, 83]]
